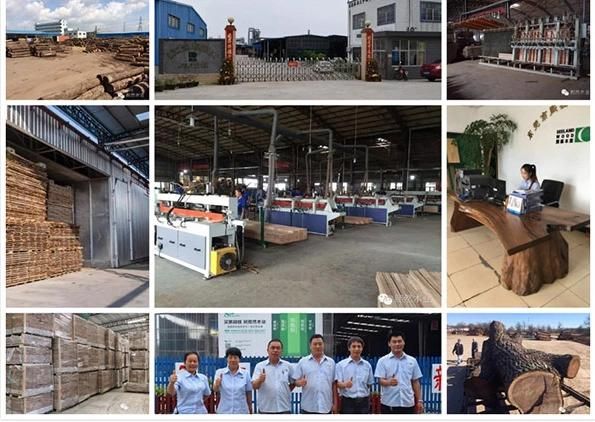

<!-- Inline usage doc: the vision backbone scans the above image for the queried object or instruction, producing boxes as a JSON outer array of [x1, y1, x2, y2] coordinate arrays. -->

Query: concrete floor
[[156, 215, 441, 307], [7, 262, 149, 308], [58, 388, 149, 414], [448, 60, 590, 100], [156, 79, 440, 100], [447, 200, 590, 308]]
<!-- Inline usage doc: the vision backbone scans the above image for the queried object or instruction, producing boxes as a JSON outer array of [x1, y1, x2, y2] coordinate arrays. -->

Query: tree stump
[[500, 231, 568, 295], [477, 321, 579, 414]]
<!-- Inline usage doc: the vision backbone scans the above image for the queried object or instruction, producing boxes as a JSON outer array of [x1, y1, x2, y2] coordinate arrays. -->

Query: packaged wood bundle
[[6, 364, 53, 396], [244, 220, 308, 244], [53, 313, 74, 340], [6, 150, 48, 221], [98, 370, 117, 393], [76, 344, 100, 372], [6, 333, 52, 348], [73, 315, 94, 345], [53, 373, 79, 411], [130, 350, 149, 369], [115, 351, 123, 368], [128, 369, 148, 384], [53, 338, 77, 373], [124, 382, 149, 393], [98, 348, 107, 370], [77, 371, 98, 402], [127, 331, 149, 350], [7, 346, 52, 365], [122, 367, 129, 383], [7, 314, 54, 337], [7, 392, 53, 414], [106, 329, 116, 350], [107, 350, 116, 369], [116, 369, 123, 388], [47, 180, 74, 224]]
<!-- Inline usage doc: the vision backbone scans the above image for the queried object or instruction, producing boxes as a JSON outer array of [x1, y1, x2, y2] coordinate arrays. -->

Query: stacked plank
[[6, 314, 55, 414], [6, 150, 48, 221], [344, 216, 373, 225], [244, 220, 308, 244], [125, 331, 149, 393], [376, 269, 441, 308], [47, 222, 83, 277], [6, 39, 32, 58], [535, 332, 552, 341], [6, 223, 50, 287], [47, 180, 74, 224]]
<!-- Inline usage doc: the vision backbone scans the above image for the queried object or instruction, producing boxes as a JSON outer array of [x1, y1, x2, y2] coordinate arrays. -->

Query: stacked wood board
[[6, 314, 145, 414], [6, 39, 32, 58], [47, 180, 74, 224], [6, 151, 84, 286], [124, 331, 149, 393], [343, 216, 373, 225], [376, 269, 441, 308], [244, 220, 308, 245]]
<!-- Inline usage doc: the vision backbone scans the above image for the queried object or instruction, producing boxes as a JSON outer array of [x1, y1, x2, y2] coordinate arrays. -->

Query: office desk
[[450, 197, 590, 295]]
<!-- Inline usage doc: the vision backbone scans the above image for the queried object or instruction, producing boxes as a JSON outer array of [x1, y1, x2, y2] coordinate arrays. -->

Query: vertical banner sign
[[432, 364, 442, 394], [224, 22, 236, 62], [218, 313, 271, 357], [272, 313, 316, 357], [366, 30, 374, 64]]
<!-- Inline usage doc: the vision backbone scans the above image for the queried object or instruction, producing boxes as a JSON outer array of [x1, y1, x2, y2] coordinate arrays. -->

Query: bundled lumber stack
[[6, 314, 55, 414], [6, 223, 50, 287], [465, 321, 581, 414], [47, 222, 83, 277], [344, 216, 373, 225], [6, 149, 48, 221], [244, 220, 308, 244], [376, 269, 441, 308], [534, 331, 552, 341], [47, 180, 74, 224], [7, 313, 149, 414], [125, 331, 149, 393], [6, 39, 32, 58]]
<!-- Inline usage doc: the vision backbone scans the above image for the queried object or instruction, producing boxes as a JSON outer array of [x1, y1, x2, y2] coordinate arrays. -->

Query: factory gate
[[235, 56, 360, 83]]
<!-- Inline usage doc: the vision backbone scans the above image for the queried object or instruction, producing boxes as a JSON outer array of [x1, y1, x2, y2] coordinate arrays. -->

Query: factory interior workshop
[[447, 0, 590, 99], [154, 106, 442, 307], [5, 106, 150, 308]]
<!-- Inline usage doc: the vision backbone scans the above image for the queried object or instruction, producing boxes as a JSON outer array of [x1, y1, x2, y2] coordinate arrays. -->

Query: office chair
[[541, 179, 564, 207]]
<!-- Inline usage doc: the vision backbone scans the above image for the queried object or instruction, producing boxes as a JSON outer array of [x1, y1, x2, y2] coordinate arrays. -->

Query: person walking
[[452, 339, 464, 366]]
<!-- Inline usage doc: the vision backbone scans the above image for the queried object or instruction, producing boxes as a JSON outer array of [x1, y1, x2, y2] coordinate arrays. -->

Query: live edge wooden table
[[450, 195, 590, 296]]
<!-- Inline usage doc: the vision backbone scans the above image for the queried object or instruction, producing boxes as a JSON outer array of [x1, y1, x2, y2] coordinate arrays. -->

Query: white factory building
[[347, 0, 442, 79], [35, 19, 69, 35]]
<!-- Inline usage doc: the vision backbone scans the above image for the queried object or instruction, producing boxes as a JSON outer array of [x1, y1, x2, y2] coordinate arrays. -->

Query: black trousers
[[340, 396, 370, 414], [381, 404, 415, 414]]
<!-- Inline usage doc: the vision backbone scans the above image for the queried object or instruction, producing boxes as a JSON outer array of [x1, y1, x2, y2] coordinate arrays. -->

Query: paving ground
[[446, 334, 590, 414], [6, 262, 149, 308], [156, 79, 441, 100], [6, 47, 138, 99], [58, 389, 149, 414], [156, 215, 441, 307], [447, 60, 590, 100], [447, 200, 590, 308]]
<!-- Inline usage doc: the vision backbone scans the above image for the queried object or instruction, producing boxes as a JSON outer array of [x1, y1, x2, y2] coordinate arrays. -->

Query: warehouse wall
[[155, 154, 178, 182], [448, 106, 590, 213]]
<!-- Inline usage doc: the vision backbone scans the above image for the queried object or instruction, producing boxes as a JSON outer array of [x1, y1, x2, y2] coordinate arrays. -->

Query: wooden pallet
[[343, 216, 373, 225], [376, 269, 441, 308], [244, 221, 307, 245]]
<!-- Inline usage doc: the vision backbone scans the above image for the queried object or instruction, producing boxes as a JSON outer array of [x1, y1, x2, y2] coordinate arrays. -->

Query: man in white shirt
[[335, 336, 374, 414], [252, 339, 295, 414]]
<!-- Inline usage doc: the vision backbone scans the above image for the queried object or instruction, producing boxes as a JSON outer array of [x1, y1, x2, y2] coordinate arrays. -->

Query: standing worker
[[335, 336, 374, 414], [293, 334, 337, 414], [452, 339, 464, 366], [471, 339, 479, 359], [235, 187, 248, 219], [213, 347, 252, 414], [166, 352, 211, 414], [375, 331, 424, 414], [252, 339, 295, 414]]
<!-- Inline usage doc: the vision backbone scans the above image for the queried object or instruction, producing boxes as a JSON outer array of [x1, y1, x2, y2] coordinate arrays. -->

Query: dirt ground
[[447, 334, 590, 414], [7, 47, 138, 99]]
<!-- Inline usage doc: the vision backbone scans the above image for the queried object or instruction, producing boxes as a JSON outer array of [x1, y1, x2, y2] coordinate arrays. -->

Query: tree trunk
[[477, 321, 575, 414]]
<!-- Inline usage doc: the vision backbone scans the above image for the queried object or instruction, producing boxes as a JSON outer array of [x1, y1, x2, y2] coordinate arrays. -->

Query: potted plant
[[460, 113, 517, 177]]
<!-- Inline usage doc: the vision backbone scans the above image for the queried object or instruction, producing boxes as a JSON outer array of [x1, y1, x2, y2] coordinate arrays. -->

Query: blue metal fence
[[155, 355, 441, 414]]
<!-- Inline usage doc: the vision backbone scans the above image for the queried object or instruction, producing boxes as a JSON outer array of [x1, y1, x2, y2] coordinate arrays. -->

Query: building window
[[168, 14, 180, 29], [187, 22, 195, 33], [188, 51, 197, 62], [392, 40, 427, 66], [421, 2, 441, 22], [377, 4, 396, 26], [425, 182, 437, 192], [352, 12, 365, 30], [199, 27, 206, 37]]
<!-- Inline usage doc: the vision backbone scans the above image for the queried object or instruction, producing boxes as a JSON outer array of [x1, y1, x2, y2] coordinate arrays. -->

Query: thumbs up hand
[[259, 368, 266, 383], [214, 373, 223, 390], [344, 377, 353, 389], [295, 375, 307, 387], [389, 375, 398, 386], [169, 369, 177, 384]]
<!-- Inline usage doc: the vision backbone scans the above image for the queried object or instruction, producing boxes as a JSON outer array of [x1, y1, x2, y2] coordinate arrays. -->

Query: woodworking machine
[[270, 197, 345, 236], [335, 194, 401, 226], [154, 193, 244, 279]]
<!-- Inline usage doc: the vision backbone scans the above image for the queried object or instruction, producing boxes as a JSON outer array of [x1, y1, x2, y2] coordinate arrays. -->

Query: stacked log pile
[[7, 314, 145, 414], [6, 150, 83, 286], [6, 39, 32, 58], [534, 331, 552, 341], [465, 321, 581, 414], [558, 330, 590, 346], [30, 41, 56, 57], [124, 331, 149, 393]]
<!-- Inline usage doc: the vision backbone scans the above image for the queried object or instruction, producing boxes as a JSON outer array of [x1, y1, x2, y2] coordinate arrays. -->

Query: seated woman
[[518, 163, 540, 192], [167, 352, 211, 414]]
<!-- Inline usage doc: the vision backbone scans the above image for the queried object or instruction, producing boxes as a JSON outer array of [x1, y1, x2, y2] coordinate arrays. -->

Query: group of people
[[451, 338, 479, 366], [168, 332, 425, 415]]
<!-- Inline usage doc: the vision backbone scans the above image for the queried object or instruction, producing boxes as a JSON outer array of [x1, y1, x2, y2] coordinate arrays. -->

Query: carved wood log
[[478, 321, 574, 414], [500, 231, 568, 295]]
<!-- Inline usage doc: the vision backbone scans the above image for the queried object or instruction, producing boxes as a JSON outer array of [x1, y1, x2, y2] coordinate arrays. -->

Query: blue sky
[[448, 313, 589, 329], [7, 0, 149, 32], [188, 0, 348, 39]]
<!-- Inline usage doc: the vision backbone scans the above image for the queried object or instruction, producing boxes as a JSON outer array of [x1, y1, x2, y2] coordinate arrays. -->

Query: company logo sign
[[555, 127, 590, 144]]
